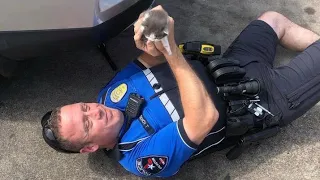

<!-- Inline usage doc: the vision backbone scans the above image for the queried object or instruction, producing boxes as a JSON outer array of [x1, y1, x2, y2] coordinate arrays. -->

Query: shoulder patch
[[110, 83, 128, 103], [136, 156, 168, 176]]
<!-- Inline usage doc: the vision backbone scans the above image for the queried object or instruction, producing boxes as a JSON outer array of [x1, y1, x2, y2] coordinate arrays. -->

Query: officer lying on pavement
[[41, 5, 320, 178]]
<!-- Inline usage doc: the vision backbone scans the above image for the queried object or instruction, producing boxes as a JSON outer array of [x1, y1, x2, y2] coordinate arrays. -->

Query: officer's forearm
[[164, 46, 219, 144]]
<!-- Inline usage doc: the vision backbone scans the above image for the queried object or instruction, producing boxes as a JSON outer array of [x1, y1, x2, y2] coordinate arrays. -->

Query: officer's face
[[59, 103, 124, 152]]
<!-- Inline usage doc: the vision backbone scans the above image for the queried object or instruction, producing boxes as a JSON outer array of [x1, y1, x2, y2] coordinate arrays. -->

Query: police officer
[[41, 5, 320, 178]]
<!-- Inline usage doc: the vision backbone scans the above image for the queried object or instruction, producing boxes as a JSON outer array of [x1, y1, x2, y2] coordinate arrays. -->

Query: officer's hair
[[49, 107, 86, 152]]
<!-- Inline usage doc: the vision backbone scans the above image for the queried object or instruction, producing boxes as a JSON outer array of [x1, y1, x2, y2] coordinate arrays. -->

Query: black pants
[[223, 20, 320, 127]]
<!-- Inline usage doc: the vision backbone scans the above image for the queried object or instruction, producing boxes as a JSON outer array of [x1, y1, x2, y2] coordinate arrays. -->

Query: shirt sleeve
[[119, 120, 198, 178]]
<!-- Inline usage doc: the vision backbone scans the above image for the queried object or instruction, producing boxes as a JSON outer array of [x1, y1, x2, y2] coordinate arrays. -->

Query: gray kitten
[[141, 9, 169, 41]]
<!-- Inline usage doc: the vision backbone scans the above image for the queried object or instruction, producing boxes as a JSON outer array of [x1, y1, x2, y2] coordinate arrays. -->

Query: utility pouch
[[211, 66, 246, 85], [228, 100, 249, 116], [207, 58, 240, 73], [226, 114, 256, 137], [205, 57, 246, 85]]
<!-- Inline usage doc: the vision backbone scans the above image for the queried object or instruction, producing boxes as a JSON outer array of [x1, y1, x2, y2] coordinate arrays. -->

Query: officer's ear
[[80, 144, 99, 153]]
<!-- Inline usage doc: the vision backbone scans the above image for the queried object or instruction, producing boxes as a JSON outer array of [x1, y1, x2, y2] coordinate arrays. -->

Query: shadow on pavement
[[87, 150, 131, 178]]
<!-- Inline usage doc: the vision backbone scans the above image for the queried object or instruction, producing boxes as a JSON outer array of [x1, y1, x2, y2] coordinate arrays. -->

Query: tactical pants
[[223, 20, 320, 127]]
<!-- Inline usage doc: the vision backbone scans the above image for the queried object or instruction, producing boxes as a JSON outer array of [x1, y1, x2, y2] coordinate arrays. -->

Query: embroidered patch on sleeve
[[136, 156, 168, 176]]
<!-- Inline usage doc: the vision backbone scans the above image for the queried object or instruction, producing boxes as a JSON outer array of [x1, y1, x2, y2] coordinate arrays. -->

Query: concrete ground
[[0, 0, 319, 179]]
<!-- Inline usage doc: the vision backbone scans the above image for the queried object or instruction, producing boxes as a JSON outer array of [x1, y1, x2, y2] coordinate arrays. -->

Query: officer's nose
[[87, 108, 102, 120]]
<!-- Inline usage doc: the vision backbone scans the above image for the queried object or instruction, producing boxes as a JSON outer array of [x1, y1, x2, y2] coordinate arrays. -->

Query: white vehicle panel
[[0, 0, 95, 31]]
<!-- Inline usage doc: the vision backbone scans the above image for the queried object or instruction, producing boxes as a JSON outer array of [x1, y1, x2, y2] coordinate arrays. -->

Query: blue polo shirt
[[97, 60, 226, 177]]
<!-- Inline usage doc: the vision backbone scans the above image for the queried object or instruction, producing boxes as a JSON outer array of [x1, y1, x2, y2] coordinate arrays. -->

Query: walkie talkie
[[124, 93, 145, 132], [125, 93, 145, 118]]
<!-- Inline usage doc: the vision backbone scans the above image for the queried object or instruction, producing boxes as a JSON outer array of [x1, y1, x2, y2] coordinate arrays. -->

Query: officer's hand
[[134, 6, 176, 57]]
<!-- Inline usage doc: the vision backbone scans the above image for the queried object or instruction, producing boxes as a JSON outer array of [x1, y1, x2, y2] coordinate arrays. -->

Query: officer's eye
[[85, 117, 90, 133], [86, 119, 89, 129], [83, 103, 90, 112]]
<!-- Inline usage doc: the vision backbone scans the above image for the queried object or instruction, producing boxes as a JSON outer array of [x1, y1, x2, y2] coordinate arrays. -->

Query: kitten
[[141, 9, 169, 41], [141, 9, 172, 55]]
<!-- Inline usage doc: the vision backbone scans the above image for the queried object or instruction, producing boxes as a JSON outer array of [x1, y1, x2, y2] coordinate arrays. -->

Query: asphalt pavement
[[0, 0, 319, 179]]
